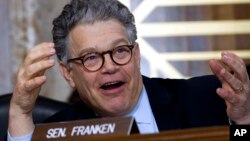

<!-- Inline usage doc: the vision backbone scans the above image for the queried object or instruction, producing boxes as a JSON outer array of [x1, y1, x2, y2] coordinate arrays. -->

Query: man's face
[[65, 19, 142, 116]]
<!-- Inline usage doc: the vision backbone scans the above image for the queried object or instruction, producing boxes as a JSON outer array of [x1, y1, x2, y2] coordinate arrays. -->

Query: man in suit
[[8, 0, 250, 140]]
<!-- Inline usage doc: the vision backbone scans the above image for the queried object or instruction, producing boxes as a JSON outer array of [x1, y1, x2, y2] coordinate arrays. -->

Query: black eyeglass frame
[[67, 44, 135, 72]]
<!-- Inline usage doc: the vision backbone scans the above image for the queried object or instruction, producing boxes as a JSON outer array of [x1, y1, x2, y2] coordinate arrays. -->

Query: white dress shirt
[[127, 85, 159, 134]]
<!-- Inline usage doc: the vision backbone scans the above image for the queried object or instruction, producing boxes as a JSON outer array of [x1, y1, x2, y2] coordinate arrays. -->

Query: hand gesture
[[9, 42, 56, 136], [209, 52, 250, 124]]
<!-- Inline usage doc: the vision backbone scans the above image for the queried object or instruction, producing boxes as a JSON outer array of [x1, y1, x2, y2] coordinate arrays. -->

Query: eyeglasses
[[67, 44, 135, 72]]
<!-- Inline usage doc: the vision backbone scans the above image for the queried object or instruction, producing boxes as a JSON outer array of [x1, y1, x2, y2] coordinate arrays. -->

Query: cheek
[[72, 69, 97, 97], [130, 58, 141, 78], [75, 75, 100, 107], [123, 60, 141, 95]]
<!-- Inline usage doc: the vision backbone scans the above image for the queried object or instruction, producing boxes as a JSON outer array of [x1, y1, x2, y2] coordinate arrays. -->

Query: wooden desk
[[57, 125, 229, 141]]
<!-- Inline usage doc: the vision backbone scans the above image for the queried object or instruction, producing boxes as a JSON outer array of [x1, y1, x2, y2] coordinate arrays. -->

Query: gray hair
[[52, 0, 137, 64]]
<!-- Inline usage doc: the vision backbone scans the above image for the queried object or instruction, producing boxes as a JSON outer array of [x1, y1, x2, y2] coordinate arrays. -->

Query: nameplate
[[32, 116, 139, 141]]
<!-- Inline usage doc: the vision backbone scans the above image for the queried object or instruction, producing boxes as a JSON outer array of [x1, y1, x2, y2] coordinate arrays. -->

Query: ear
[[134, 43, 141, 67], [59, 62, 76, 88]]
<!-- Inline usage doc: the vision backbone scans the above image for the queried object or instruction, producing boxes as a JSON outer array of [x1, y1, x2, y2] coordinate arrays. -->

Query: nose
[[100, 54, 118, 73]]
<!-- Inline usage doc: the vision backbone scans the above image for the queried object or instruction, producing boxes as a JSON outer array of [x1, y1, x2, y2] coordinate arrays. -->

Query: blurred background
[[0, 0, 250, 102]]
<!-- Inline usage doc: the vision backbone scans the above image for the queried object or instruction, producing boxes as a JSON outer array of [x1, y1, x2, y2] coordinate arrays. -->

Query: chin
[[103, 103, 130, 117]]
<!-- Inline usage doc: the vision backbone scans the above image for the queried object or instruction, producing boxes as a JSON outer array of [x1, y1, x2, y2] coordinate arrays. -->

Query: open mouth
[[100, 81, 125, 90]]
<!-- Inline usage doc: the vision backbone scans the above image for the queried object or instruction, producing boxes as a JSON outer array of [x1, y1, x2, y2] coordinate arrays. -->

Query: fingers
[[23, 42, 55, 66], [221, 52, 248, 83], [21, 59, 55, 93], [209, 53, 242, 103], [219, 52, 249, 94], [10, 42, 57, 118], [210, 52, 250, 123], [15, 42, 56, 95], [24, 59, 55, 79], [216, 87, 240, 105], [209, 52, 248, 94], [24, 76, 47, 92], [209, 59, 224, 81], [210, 60, 242, 98], [219, 68, 243, 94], [21, 42, 56, 78]]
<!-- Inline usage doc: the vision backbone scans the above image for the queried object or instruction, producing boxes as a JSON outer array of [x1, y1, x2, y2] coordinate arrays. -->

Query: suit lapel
[[142, 76, 182, 131]]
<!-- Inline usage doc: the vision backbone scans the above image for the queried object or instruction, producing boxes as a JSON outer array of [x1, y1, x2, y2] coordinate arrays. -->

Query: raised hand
[[209, 52, 250, 124], [9, 42, 56, 137]]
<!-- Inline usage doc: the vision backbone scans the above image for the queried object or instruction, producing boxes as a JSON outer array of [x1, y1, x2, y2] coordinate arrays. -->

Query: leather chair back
[[0, 93, 70, 140]]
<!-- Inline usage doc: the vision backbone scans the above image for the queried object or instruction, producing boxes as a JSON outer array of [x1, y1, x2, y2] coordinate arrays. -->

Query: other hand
[[209, 52, 250, 124]]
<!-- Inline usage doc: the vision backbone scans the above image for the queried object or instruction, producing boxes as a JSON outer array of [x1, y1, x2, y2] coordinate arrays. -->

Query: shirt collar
[[127, 85, 152, 124]]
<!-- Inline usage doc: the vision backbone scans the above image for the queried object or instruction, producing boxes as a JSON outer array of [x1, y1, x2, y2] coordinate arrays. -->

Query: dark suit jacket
[[45, 75, 228, 131]]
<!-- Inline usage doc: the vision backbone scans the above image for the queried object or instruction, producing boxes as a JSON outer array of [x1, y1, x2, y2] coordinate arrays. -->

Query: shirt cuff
[[7, 129, 34, 141]]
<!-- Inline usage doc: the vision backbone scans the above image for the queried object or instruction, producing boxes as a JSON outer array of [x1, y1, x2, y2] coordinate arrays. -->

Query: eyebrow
[[77, 38, 130, 56]]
